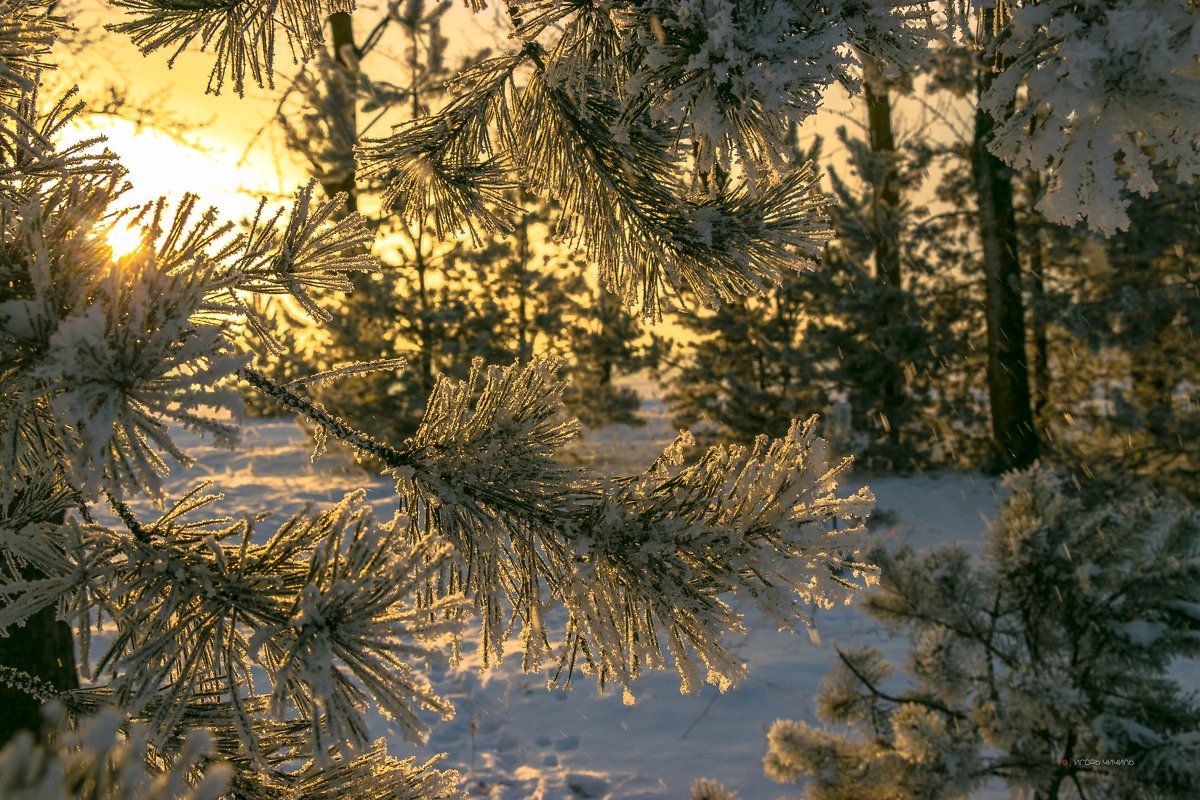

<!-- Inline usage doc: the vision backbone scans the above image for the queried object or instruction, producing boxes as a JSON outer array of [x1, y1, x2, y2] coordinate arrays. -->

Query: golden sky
[[56, 1, 501, 239], [55, 0, 912, 263], [58, 3, 317, 227]]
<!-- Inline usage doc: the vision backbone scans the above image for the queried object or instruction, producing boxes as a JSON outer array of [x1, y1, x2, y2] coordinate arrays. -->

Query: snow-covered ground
[[407, 474, 1005, 800], [134, 391, 1018, 799]]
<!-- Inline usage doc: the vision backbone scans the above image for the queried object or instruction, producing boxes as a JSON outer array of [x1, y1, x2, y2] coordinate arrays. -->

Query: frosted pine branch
[[557, 418, 876, 698], [980, 0, 1200, 234], [764, 468, 1200, 798], [0, 708, 233, 800], [107, 0, 329, 96], [358, 1, 940, 317], [0, 486, 465, 765], [3, 135, 382, 503]]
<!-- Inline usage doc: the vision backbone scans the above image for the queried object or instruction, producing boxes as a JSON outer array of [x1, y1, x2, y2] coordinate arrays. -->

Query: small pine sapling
[[689, 777, 739, 800], [764, 467, 1200, 799]]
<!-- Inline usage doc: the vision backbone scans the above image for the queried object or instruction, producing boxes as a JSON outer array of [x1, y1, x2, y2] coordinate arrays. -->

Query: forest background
[[2, 0, 1199, 798], [57, 0, 1200, 488]]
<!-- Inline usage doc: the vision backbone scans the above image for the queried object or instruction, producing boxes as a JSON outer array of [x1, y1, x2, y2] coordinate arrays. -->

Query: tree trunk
[[863, 55, 901, 290], [974, 9, 1038, 472], [1123, 219, 1176, 444], [1026, 174, 1051, 424], [0, 512, 79, 742], [323, 11, 359, 215], [862, 53, 905, 463], [516, 209, 532, 365]]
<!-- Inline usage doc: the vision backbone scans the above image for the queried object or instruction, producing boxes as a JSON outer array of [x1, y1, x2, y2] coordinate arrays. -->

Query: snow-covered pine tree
[[763, 467, 1200, 799], [271, 3, 655, 440], [666, 124, 958, 470], [941, 0, 1200, 472], [1028, 167, 1200, 498], [0, 0, 909, 794], [664, 244, 829, 446], [796, 120, 962, 471], [689, 776, 739, 800], [973, 0, 1200, 236]]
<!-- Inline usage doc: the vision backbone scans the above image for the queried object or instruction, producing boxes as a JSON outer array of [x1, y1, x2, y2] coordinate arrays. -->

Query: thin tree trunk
[[863, 55, 901, 290], [862, 52, 905, 463], [1025, 172, 1051, 423], [324, 11, 358, 215], [974, 8, 1038, 471], [415, 228, 434, 393], [516, 209, 531, 365], [0, 511, 79, 742], [1123, 220, 1176, 443]]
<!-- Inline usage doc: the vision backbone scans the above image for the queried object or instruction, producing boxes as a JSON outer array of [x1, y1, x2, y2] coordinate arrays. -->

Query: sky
[[53, 2, 880, 229], [50, 0, 964, 283], [55, 1, 509, 232], [57, 2, 319, 231]]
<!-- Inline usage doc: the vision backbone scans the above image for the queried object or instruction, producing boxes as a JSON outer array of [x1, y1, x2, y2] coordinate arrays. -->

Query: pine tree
[[562, 283, 659, 429], [950, 0, 1200, 471], [801, 118, 963, 471], [667, 123, 960, 470], [267, 0, 469, 442], [3, 0, 1196, 795], [272, 4, 657, 441], [976, 0, 1200, 236], [1027, 167, 1200, 496], [0, 0, 912, 793], [763, 467, 1200, 799]]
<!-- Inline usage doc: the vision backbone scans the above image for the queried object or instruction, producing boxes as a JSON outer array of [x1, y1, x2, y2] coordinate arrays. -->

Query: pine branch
[[833, 645, 965, 721], [357, 52, 527, 241], [0, 664, 62, 701], [553, 418, 874, 696], [239, 365, 404, 466], [107, 0, 327, 97], [361, 3, 841, 318], [104, 488, 150, 543]]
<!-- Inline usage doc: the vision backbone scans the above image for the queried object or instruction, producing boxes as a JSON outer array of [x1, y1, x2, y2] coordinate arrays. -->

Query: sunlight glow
[[64, 117, 302, 226], [105, 223, 145, 260]]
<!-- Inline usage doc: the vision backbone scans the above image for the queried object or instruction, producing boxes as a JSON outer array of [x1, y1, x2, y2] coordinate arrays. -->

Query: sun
[[105, 223, 147, 260], [64, 117, 303, 246]]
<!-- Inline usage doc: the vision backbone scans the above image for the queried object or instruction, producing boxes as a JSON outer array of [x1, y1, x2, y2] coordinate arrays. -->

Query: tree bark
[[0, 512, 79, 743], [974, 9, 1039, 472], [324, 11, 359, 215], [1026, 173, 1051, 424], [863, 55, 901, 290], [861, 53, 905, 463]]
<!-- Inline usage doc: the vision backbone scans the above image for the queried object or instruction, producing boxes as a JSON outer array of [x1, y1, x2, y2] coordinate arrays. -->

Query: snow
[[139, 387, 1017, 799]]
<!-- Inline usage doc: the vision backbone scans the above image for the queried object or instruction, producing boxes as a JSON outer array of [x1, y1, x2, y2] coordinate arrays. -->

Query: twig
[[104, 489, 149, 543], [680, 689, 720, 740], [834, 645, 966, 721], [238, 366, 406, 467]]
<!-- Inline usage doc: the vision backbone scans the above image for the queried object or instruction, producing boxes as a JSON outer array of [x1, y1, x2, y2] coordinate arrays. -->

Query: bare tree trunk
[[862, 52, 905, 463], [974, 8, 1038, 472], [0, 511, 79, 742], [1025, 172, 1051, 424], [863, 55, 901, 289], [324, 11, 359, 215], [1122, 220, 1176, 443], [515, 208, 532, 365]]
